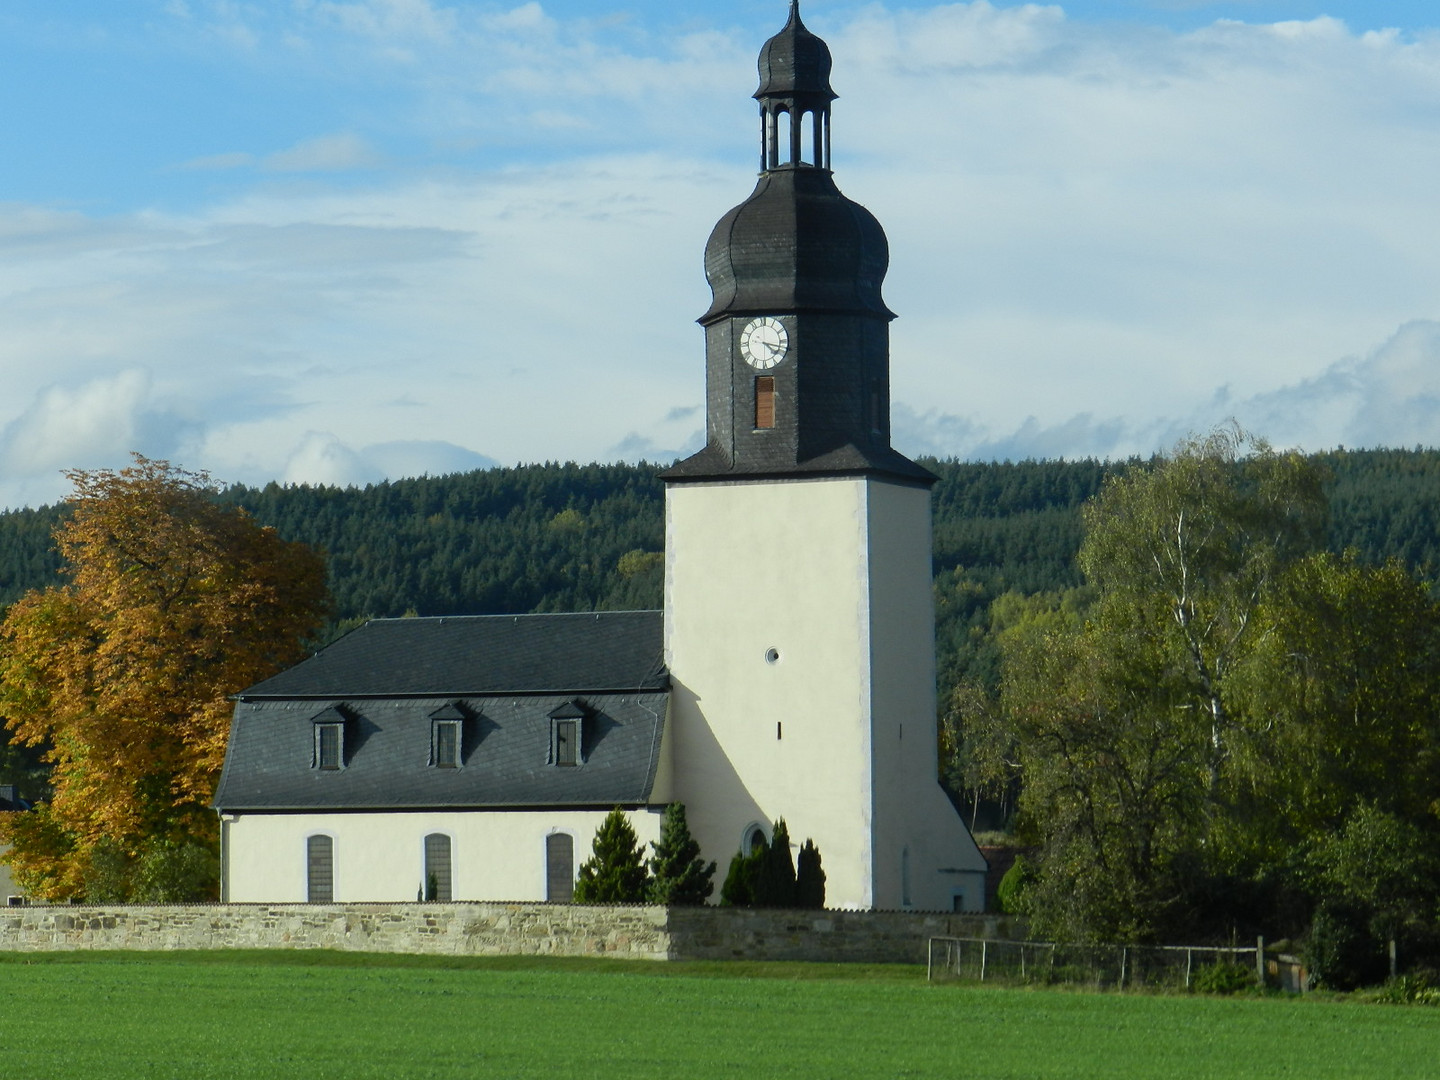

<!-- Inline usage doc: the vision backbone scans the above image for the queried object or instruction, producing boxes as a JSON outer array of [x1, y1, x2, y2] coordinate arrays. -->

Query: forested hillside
[[0, 449, 1436, 700]]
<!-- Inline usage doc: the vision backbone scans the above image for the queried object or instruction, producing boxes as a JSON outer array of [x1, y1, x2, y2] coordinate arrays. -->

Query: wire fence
[[927, 936, 1265, 991]]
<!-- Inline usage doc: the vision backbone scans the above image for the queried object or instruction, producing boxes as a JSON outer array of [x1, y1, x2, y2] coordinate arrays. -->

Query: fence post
[[1185, 948, 1193, 989], [1389, 938, 1397, 981], [980, 939, 988, 982], [1256, 936, 1266, 989], [1020, 943, 1026, 982], [1119, 946, 1127, 990]]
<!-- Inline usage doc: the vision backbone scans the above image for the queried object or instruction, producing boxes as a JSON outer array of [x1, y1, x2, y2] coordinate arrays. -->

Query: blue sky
[[3, 1, 1440, 506]]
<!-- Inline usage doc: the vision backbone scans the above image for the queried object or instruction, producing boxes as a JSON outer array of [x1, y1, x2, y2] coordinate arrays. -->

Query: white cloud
[[0, 370, 156, 478], [7, 4, 1440, 506], [263, 134, 383, 172], [278, 433, 498, 488], [282, 431, 371, 487]]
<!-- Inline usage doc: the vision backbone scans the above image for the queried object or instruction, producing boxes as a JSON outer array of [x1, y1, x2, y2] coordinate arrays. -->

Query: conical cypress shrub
[[720, 847, 758, 906], [754, 819, 796, 908], [795, 839, 826, 909], [647, 802, 716, 905]]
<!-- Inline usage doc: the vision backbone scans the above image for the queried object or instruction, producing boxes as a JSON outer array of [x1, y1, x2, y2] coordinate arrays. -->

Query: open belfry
[[214, 1, 987, 912]]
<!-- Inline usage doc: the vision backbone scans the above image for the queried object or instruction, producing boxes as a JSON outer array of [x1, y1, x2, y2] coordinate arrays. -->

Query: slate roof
[[700, 168, 893, 325], [239, 610, 666, 699], [662, 440, 937, 486], [214, 611, 669, 812], [755, 1, 836, 101]]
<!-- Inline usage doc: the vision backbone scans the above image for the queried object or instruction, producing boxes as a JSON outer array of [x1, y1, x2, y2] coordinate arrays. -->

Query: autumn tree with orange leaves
[[0, 457, 327, 901]]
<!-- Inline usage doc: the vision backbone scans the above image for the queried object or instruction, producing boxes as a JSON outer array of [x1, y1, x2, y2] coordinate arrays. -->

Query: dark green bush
[[1305, 903, 1388, 991], [1191, 962, 1253, 995], [646, 803, 715, 906], [573, 808, 650, 903], [995, 855, 1035, 915], [795, 840, 825, 909]]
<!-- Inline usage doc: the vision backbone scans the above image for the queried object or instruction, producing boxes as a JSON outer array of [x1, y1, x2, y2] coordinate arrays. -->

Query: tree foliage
[[573, 808, 650, 903], [720, 846, 762, 907], [795, 839, 826, 909], [0, 457, 327, 900], [719, 821, 823, 909], [646, 802, 715, 906], [975, 428, 1440, 947], [754, 819, 796, 908]]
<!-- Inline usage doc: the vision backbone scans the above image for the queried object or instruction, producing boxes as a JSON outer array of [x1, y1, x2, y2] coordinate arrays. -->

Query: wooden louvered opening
[[755, 376, 776, 429]]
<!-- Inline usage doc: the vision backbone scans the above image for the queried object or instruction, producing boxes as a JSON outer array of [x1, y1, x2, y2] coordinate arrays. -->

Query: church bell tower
[[661, 1, 986, 911]]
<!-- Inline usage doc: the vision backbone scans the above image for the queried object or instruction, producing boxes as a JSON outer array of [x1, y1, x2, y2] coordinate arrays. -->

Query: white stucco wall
[[664, 475, 985, 911], [222, 807, 665, 903], [863, 480, 987, 912]]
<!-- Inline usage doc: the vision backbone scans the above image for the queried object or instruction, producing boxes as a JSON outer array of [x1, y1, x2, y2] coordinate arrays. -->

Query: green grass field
[[0, 951, 1435, 1079]]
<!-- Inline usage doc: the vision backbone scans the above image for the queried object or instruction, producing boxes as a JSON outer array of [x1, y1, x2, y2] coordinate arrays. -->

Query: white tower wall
[[664, 475, 986, 910]]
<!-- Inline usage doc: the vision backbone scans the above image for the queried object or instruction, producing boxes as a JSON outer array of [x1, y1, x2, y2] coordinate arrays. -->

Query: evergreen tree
[[795, 839, 826, 909], [720, 847, 761, 906], [573, 807, 650, 903], [646, 802, 716, 905], [754, 819, 796, 908]]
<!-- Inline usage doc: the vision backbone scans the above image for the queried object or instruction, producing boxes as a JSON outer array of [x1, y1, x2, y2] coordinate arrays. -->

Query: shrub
[[996, 855, 1036, 915], [795, 840, 825, 909], [81, 837, 134, 904], [647, 803, 715, 906], [574, 808, 650, 903], [1191, 962, 1253, 995], [754, 819, 796, 908], [720, 846, 762, 906], [1306, 903, 1388, 991], [1370, 972, 1440, 1005], [131, 837, 219, 903]]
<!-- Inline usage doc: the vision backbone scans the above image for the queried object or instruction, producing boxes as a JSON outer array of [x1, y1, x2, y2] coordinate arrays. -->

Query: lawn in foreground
[[0, 952, 1434, 1080]]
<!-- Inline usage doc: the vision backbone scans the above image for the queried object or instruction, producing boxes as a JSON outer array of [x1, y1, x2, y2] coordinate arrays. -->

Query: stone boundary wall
[[668, 908, 1024, 964], [0, 903, 1025, 963]]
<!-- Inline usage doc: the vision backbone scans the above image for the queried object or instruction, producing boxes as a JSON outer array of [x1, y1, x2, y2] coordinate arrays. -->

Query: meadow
[[0, 952, 1434, 1079]]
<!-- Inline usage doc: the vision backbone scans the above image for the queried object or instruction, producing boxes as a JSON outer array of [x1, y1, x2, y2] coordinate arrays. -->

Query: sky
[[3, 0, 1440, 507]]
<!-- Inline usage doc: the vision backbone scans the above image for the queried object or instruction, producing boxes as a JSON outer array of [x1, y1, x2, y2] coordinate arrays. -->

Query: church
[[213, 1, 988, 913]]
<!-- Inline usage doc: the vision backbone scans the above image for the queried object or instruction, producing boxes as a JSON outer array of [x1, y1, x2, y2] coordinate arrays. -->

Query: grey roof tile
[[216, 610, 670, 811], [215, 692, 668, 811], [239, 610, 666, 698]]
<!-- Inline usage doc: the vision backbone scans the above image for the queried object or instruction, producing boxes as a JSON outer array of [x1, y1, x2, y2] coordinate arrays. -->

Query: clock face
[[740, 316, 789, 370]]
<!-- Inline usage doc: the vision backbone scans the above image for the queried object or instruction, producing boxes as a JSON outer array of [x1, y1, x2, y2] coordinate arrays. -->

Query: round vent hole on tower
[[764, 647, 781, 664]]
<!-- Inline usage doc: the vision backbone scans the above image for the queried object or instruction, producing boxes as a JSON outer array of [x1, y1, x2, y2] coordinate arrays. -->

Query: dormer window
[[555, 720, 578, 766], [311, 707, 348, 770], [428, 702, 469, 769], [548, 701, 587, 767], [433, 720, 460, 768], [317, 724, 342, 769]]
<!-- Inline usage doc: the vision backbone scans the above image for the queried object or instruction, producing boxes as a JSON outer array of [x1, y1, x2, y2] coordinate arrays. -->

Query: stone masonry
[[0, 903, 1023, 962]]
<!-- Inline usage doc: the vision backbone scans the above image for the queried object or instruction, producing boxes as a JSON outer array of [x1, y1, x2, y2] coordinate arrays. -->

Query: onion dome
[[755, 0, 837, 102], [700, 169, 893, 324]]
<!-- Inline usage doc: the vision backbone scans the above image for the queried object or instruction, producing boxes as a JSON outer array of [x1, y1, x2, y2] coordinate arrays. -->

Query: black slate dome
[[665, 1, 930, 486], [700, 169, 893, 323], [755, 0, 836, 100]]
